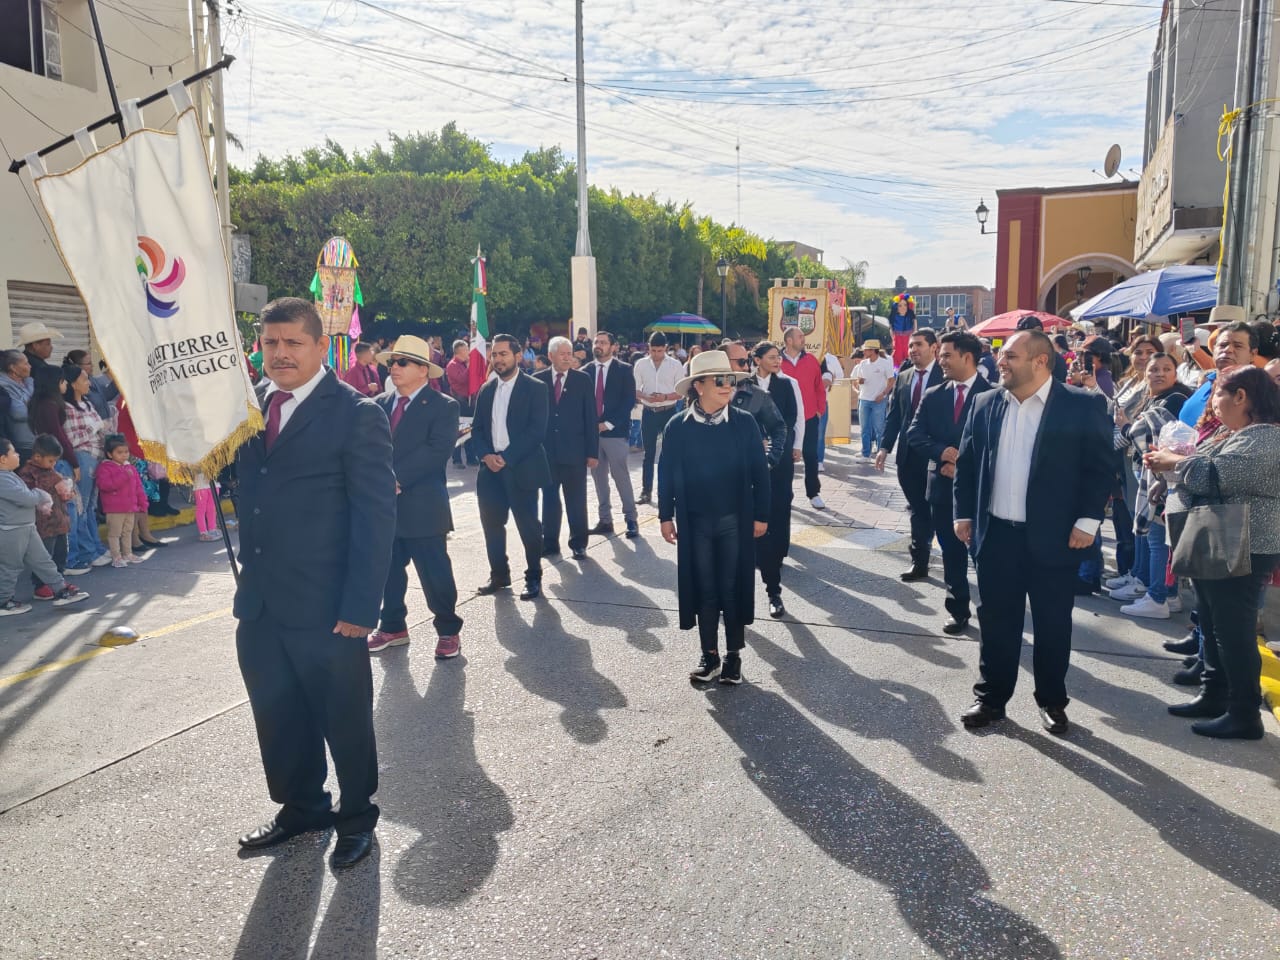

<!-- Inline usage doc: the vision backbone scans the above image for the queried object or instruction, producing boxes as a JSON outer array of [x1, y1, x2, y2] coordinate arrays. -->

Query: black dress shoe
[[625, 520, 640, 539], [1173, 661, 1204, 686], [960, 701, 1005, 727], [768, 595, 786, 619], [1039, 705, 1069, 736], [476, 577, 512, 596], [589, 522, 615, 536], [942, 616, 970, 636], [636, 492, 652, 505], [1168, 695, 1228, 718], [1163, 636, 1200, 655], [238, 818, 326, 850], [1182, 655, 1200, 668], [1073, 579, 1100, 596], [520, 580, 542, 600], [1192, 712, 1264, 740], [900, 566, 929, 583], [571, 547, 588, 560], [330, 831, 374, 869], [139, 538, 169, 549]]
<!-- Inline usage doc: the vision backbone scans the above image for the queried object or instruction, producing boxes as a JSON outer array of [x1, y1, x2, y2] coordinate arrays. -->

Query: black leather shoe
[[1173, 661, 1204, 686], [1163, 636, 1200, 655], [900, 566, 929, 583], [1182, 656, 1200, 668], [942, 616, 970, 636], [1039, 705, 1069, 736], [625, 520, 640, 539], [1168, 695, 1228, 718], [960, 701, 1005, 728], [1192, 713, 1264, 740], [571, 547, 588, 560], [1073, 579, 1100, 596], [589, 522, 615, 536], [238, 818, 326, 850], [520, 580, 542, 600], [768, 595, 786, 619], [330, 831, 374, 869], [636, 492, 652, 505], [476, 577, 512, 596]]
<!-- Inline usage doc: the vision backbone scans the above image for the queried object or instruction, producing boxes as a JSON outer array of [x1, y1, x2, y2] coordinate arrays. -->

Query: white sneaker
[[1166, 595, 1183, 613], [1105, 573, 1140, 591], [64, 565, 91, 576], [1122, 595, 1170, 620], [1109, 581, 1147, 601], [810, 496, 826, 510], [90, 553, 113, 567], [817, 462, 824, 473]]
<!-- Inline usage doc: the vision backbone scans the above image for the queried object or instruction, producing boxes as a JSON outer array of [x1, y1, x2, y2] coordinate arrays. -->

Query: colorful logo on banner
[[136, 236, 186, 318]]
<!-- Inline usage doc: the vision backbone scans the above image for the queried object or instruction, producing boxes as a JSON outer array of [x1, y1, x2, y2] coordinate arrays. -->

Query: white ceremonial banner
[[29, 84, 261, 480]]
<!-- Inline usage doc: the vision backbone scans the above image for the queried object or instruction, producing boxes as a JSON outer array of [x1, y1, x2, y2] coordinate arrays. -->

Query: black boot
[[1191, 709, 1265, 740], [1167, 694, 1228, 718], [1172, 660, 1203, 686]]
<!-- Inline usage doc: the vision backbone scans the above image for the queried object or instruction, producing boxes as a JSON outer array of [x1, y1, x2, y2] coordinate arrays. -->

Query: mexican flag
[[468, 247, 488, 397]]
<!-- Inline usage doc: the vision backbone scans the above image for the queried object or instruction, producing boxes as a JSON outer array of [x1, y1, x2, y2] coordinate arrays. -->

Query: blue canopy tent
[[1071, 265, 1218, 323], [644, 313, 721, 348]]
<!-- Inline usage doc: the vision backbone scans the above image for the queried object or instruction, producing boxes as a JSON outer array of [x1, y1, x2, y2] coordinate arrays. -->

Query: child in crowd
[[17, 434, 74, 596], [96, 434, 148, 567], [0, 436, 89, 615], [193, 471, 221, 542]]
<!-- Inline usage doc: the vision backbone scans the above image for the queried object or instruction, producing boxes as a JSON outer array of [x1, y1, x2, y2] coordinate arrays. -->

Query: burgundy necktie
[[389, 395, 410, 433], [595, 366, 605, 418], [953, 383, 967, 423], [264, 391, 293, 450], [555, 373, 564, 404], [910, 370, 924, 413]]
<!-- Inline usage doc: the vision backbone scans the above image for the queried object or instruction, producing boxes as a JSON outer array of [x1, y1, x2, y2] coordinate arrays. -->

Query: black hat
[[1015, 314, 1044, 332]]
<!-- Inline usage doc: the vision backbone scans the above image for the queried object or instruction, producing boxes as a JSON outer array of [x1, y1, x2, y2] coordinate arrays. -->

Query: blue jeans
[[817, 408, 829, 463], [1131, 523, 1177, 603], [52, 461, 83, 569], [858, 399, 887, 457], [68, 450, 107, 567]]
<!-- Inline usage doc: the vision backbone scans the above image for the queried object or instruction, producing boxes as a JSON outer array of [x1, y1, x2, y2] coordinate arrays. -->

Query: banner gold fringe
[[138, 402, 264, 485]]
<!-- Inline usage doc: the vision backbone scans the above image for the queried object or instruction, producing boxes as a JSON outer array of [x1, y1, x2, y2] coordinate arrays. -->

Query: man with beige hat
[[851, 339, 894, 458], [15, 322, 61, 372]]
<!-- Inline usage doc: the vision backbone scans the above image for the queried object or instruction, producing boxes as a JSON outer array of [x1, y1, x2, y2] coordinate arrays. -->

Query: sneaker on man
[[810, 495, 826, 510], [690, 651, 721, 683], [52, 584, 89, 607], [817, 461, 824, 473], [434, 635, 461, 659], [1108, 581, 1147, 601], [64, 565, 91, 576], [1166, 595, 1183, 613], [1105, 573, 1142, 592], [0, 599, 32, 616], [33, 585, 55, 601], [368, 629, 410, 653], [91, 553, 113, 567], [1122, 595, 1170, 620]]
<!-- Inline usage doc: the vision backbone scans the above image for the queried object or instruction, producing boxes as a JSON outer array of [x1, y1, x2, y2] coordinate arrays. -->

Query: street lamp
[[975, 199, 996, 236], [716, 256, 729, 335], [1075, 265, 1093, 301]]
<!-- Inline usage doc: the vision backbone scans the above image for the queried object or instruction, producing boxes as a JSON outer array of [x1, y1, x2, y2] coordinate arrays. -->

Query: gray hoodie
[[0, 469, 43, 529], [0, 375, 34, 451]]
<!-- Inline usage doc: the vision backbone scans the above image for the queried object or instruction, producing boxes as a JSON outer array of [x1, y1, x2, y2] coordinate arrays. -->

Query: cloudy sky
[[221, 0, 1163, 288]]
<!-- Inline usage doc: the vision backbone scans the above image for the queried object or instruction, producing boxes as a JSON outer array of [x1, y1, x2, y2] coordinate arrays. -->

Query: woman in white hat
[[658, 351, 771, 685]]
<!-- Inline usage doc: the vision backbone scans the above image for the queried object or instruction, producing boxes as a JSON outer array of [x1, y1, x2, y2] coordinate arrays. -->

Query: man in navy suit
[[953, 330, 1112, 735], [876, 329, 943, 581], [471, 333, 552, 600], [366, 335, 464, 660], [233, 297, 396, 870], [582, 331, 640, 539], [536, 336, 598, 561], [906, 331, 992, 635]]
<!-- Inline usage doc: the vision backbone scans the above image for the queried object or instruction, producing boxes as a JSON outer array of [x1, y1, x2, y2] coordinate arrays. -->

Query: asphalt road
[[2, 448, 1278, 960]]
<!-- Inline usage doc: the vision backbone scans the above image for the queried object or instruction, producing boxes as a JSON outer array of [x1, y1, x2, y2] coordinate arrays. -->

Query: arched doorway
[[1038, 254, 1136, 316]]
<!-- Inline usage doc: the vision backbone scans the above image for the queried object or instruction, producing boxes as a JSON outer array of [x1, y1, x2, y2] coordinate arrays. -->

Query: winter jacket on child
[[0, 470, 46, 528], [96, 460, 148, 514], [17, 462, 70, 538]]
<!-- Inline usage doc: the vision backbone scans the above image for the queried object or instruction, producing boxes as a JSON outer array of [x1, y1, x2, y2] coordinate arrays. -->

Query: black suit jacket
[[234, 371, 397, 629], [377, 387, 458, 539], [882, 362, 944, 460], [471, 372, 552, 490], [953, 380, 1112, 567], [906, 376, 993, 504], [535, 367, 599, 466], [581, 358, 636, 440]]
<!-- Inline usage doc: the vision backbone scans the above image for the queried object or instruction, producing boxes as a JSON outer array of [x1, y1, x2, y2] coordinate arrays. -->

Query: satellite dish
[[1103, 144, 1122, 179]]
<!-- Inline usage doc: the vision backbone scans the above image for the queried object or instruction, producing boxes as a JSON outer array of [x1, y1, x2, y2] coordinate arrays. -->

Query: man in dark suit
[[471, 333, 552, 600], [366, 335, 464, 660], [875, 329, 942, 580], [536, 335, 598, 561], [582, 331, 639, 539], [953, 330, 1112, 735], [906, 331, 992, 635], [233, 297, 396, 870]]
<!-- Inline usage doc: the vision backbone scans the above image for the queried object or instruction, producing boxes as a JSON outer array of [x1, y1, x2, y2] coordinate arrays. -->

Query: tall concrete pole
[[570, 0, 597, 337], [1220, 0, 1260, 306], [207, 0, 232, 260]]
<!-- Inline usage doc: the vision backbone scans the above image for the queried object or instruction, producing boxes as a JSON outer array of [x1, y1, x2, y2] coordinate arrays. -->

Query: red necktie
[[264, 391, 293, 450], [953, 383, 967, 423], [910, 370, 924, 412], [389, 395, 410, 432], [595, 365, 605, 418], [555, 373, 564, 404]]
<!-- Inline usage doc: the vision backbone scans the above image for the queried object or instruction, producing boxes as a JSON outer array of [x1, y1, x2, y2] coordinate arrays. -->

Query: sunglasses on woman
[[390, 358, 424, 368], [700, 374, 736, 387]]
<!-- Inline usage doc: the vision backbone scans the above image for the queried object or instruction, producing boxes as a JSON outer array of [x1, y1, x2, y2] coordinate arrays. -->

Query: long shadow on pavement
[[708, 686, 1062, 959], [311, 849, 382, 960], [552, 557, 670, 655], [233, 835, 328, 960]]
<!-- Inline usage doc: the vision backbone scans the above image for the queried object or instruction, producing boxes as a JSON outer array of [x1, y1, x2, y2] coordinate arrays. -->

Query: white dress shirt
[[633, 354, 683, 409], [757, 372, 806, 452], [821, 354, 844, 383], [593, 357, 615, 430], [490, 373, 518, 452], [264, 365, 328, 434]]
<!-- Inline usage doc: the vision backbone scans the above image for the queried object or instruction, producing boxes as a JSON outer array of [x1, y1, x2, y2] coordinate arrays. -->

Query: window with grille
[[0, 0, 62, 81]]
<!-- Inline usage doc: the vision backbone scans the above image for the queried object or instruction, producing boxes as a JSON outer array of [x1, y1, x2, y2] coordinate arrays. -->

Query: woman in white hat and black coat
[[658, 350, 771, 685]]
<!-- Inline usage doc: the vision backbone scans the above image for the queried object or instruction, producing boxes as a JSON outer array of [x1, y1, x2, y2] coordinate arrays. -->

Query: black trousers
[[931, 494, 971, 619], [640, 406, 677, 494], [378, 534, 463, 637], [896, 455, 933, 568], [236, 613, 379, 835], [691, 513, 746, 652], [1195, 554, 1280, 712], [756, 461, 795, 596], [542, 461, 589, 552], [478, 466, 542, 582], [973, 518, 1077, 709], [801, 415, 821, 498]]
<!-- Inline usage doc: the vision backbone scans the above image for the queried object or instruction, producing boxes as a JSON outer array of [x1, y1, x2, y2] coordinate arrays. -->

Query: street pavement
[[2, 442, 1279, 960]]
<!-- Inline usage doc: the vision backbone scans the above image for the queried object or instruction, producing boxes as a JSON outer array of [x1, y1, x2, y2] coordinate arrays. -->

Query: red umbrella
[[968, 310, 1073, 338]]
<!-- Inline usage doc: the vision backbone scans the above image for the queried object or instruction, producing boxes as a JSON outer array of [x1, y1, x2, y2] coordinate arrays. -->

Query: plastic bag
[[34, 487, 53, 516], [1157, 420, 1198, 457]]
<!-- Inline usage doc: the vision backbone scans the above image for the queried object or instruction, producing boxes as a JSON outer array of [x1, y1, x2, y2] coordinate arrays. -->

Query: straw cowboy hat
[[1208, 304, 1245, 325], [860, 339, 882, 352], [377, 335, 444, 379], [14, 321, 62, 346], [674, 349, 748, 394]]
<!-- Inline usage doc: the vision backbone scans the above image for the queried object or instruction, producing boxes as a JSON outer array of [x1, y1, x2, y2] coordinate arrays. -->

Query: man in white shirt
[[851, 340, 895, 459], [816, 351, 844, 472], [633, 332, 684, 504]]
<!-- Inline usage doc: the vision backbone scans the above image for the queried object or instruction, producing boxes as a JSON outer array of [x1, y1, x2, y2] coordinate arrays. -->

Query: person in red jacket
[[780, 327, 828, 509], [341, 343, 383, 397]]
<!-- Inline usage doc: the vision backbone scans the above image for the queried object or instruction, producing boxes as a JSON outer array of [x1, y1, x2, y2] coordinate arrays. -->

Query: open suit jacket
[[534, 367, 599, 465], [580, 358, 636, 440], [470, 372, 552, 491], [953, 380, 1113, 567], [234, 371, 397, 629], [377, 388, 459, 539], [906, 376, 994, 506], [882, 363, 944, 463]]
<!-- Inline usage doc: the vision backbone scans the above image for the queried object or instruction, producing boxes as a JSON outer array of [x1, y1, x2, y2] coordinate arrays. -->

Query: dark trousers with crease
[[641, 406, 677, 495], [478, 466, 542, 582], [896, 454, 933, 568], [378, 534, 463, 637], [973, 518, 1076, 709], [691, 512, 746, 652], [542, 461, 589, 552], [1195, 554, 1280, 713], [802, 415, 822, 498], [931, 493, 971, 619], [236, 613, 379, 835]]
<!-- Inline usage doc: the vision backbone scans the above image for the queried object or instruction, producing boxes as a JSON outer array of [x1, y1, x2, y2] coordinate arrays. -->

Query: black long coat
[[658, 406, 771, 630]]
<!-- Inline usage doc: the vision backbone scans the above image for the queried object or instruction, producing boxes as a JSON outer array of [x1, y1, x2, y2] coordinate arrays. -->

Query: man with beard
[[583, 331, 639, 539]]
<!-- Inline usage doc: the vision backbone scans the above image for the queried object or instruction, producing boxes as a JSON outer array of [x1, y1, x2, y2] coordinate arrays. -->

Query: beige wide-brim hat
[[15, 321, 62, 346], [861, 339, 882, 352], [1208, 304, 1245, 325], [674, 349, 748, 394], [377, 334, 444, 378]]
